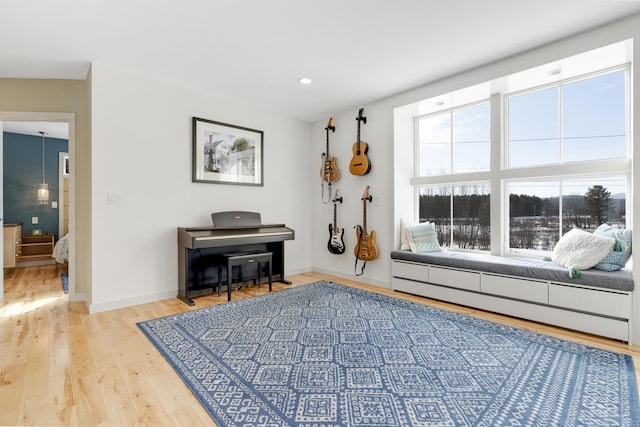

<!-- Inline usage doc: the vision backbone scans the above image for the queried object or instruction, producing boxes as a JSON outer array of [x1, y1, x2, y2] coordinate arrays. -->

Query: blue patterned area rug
[[60, 273, 69, 294], [137, 281, 640, 426]]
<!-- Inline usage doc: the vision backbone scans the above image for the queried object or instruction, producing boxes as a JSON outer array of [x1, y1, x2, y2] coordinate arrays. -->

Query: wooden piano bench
[[218, 251, 273, 301]]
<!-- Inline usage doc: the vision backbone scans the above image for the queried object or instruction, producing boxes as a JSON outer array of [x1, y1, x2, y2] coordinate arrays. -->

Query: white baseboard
[[89, 290, 176, 314], [69, 292, 87, 303], [286, 266, 312, 276], [312, 267, 391, 290]]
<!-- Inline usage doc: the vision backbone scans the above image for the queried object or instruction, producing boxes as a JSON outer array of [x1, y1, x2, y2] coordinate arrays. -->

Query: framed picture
[[192, 117, 264, 186]]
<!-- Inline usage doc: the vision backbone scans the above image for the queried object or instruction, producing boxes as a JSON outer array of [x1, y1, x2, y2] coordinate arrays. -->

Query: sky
[[418, 68, 627, 198]]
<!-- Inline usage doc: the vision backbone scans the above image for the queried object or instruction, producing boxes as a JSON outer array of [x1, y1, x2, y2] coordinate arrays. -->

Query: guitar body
[[327, 223, 345, 254], [320, 156, 340, 183], [349, 141, 371, 176], [354, 226, 378, 261]]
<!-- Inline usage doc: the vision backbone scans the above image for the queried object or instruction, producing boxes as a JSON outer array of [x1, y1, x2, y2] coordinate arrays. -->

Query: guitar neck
[[356, 109, 365, 150], [362, 199, 367, 235], [326, 131, 330, 156], [333, 203, 338, 229]]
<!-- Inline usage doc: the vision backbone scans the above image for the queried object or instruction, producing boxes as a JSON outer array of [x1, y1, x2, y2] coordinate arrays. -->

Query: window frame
[[504, 66, 629, 170], [412, 62, 631, 258], [414, 99, 491, 178]]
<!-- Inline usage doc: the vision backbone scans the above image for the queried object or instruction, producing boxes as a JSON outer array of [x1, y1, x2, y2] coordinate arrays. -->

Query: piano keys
[[177, 223, 295, 305]]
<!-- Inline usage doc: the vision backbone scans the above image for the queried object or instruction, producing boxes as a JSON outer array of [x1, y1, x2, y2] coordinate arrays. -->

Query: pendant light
[[37, 131, 49, 204]]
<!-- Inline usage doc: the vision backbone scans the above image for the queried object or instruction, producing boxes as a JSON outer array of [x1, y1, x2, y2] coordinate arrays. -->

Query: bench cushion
[[391, 250, 634, 292]]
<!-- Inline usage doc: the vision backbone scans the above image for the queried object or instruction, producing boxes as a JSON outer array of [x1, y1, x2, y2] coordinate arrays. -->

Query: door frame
[[0, 111, 76, 300]]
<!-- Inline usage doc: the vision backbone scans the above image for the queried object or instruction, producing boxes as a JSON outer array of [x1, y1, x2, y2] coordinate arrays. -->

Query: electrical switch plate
[[52, 201, 58, 208], [107, 192, 123, 205], [32, 217, 38, 224]]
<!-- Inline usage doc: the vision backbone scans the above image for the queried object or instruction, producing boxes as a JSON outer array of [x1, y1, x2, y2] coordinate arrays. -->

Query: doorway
[[0, 112, 75, 302]]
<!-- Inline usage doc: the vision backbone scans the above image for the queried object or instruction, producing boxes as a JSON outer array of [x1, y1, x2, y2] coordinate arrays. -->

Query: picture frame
[[192, 117, 264, 186]]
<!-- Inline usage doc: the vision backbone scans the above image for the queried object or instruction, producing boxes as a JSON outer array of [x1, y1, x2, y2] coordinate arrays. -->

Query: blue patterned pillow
[[407, 223, 441, 253], [593, 224, 632, 271]]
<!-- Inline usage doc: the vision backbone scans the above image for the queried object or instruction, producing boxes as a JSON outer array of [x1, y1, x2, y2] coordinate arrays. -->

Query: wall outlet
[[31, 216, 38, 224], [52, 201, 58, 209]]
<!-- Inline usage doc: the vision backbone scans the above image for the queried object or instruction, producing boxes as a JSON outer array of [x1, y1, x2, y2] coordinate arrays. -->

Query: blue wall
[[3, 132, 68, 241]]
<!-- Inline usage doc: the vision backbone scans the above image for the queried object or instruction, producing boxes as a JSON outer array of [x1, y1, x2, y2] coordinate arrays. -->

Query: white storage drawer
[[482, 274, 548, 304], [392, 261, 428, 282], [429, 266, 480, 292], [548, 283, 631, 319]]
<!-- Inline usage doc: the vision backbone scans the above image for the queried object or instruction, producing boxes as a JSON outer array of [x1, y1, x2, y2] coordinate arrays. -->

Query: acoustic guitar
[[354, 186, 378, 270], [349, 108, 371, 176], [327, 189, 345, 254], [320, 117, 339, 183]]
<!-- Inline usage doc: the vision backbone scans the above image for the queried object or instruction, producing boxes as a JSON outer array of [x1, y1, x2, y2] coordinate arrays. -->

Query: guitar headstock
[[325, 117, 335, 132], [356, 108, 367, 124], [361, 185, 372, 202]]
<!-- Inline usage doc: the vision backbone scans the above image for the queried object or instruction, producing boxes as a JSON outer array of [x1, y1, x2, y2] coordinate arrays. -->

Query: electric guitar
[[327, 189, 345, 254], [349, 108, 371, 176], [320, 117, 339, 183], [354, 186, 378, 264]]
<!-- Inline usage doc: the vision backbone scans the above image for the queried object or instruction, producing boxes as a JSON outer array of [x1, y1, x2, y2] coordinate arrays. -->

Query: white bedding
[[53, 234, 69, 263]]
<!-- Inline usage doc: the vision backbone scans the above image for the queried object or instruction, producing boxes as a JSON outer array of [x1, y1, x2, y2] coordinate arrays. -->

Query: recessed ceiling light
[[299, 77, 312, 85]]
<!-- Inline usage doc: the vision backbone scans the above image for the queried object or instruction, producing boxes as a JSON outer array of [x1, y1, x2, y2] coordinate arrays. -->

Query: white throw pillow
[[551, 228, 615, 278], [400, 219, 420, 251], [407, 222, 441, 253]]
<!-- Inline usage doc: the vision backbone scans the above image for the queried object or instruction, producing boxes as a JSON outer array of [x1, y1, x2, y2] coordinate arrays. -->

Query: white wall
[[89, 63, 312, 312], [309, 105, 394, 287]]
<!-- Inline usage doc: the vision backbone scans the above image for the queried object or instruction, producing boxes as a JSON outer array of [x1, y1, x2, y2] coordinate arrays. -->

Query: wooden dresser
[[3, 224, 22, 268]]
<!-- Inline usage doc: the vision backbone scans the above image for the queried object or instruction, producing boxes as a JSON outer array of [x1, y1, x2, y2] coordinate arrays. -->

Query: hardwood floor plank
[[73, 373, 109, 427], [95, 364, 139, 427], [2, 264, 640, 427]]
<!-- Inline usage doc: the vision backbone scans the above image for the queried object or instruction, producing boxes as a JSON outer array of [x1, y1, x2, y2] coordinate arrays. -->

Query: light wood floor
[[1, 265, 639, 426]]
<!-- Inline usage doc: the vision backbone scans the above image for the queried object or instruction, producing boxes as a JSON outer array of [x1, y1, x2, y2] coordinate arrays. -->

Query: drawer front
[[549, 284, 631, 319], [481, 274, 548, 304], [429, 266, 480, 291], [391, 261, 428, 282]]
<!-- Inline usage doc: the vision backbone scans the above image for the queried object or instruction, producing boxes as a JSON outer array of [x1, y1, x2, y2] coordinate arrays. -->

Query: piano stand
[[218, 251, 273, 301]]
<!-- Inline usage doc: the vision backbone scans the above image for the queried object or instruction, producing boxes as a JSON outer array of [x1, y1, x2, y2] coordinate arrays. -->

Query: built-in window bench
[[391, 250, 634, 342]]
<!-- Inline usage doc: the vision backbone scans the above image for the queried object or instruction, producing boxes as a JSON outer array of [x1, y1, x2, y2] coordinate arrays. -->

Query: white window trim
[[412, 64, 631, 257]]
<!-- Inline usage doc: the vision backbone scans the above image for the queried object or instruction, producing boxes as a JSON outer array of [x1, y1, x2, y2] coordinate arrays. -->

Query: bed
[[53, 233, 69, 263]]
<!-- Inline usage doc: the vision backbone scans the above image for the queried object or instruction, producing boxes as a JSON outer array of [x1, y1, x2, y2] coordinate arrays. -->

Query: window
[[407, 40, 631, 258], [507, 69, 626, 168], [419, 184, 490, 251], [505, 68, 628, 255], [417, 102, 490, 176], [508, 177, 627, 256]]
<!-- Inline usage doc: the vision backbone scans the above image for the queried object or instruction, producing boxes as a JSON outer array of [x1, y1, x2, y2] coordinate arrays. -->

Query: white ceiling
[[1, 0, 640, 126]]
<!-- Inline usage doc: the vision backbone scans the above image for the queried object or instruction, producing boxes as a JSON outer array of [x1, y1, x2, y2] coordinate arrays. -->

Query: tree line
[[419, 185, 624, 251]]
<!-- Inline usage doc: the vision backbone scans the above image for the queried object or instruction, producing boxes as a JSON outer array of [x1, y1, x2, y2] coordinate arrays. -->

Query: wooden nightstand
[[19, 233, 55, 262]]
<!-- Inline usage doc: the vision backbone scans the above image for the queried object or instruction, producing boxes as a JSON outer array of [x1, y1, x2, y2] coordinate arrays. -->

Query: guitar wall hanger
[[326, 122, 335, 134]]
